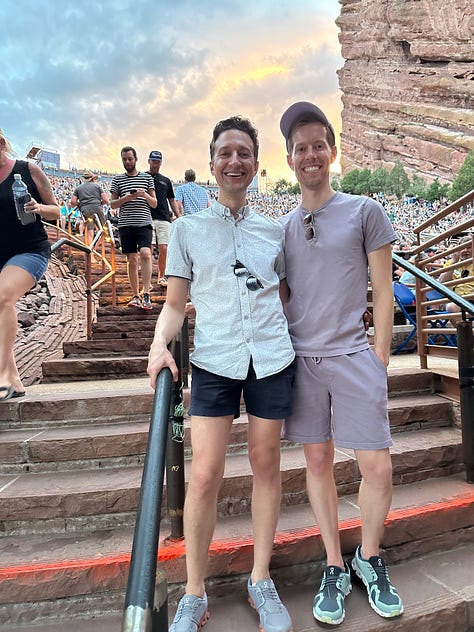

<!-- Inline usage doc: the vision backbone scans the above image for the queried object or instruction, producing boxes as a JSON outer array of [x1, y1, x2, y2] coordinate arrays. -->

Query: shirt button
[[246, 338, 250, 343], [244, 315, 249, 320]]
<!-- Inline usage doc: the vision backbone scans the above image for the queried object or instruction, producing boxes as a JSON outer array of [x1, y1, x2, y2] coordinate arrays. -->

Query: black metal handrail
[[122, 360, 173, 631], [122, 322, 189, 631]]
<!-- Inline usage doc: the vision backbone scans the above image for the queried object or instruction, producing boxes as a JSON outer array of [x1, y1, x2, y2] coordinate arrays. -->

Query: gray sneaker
[[141, 292, 153, 310], [247, 578, 292, 632], [169, 593, 209, 631]]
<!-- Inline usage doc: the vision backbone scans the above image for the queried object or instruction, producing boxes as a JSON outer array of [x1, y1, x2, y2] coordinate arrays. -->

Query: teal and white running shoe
[[351, 545, 403, 618], [312, 563, 352, 625]]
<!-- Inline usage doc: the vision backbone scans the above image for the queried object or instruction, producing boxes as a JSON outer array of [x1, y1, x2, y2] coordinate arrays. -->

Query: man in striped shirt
[[175, 169, 211, 216], [110, 146, 157, 310]]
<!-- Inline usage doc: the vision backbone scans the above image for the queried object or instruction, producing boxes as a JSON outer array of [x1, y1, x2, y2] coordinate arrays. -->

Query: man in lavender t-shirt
[[278, 101, 404, 625]]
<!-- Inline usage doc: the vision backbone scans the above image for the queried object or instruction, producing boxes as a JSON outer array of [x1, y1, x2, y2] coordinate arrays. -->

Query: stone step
[[0, 383, 158, 430], [4, 540, 474, 632], [41, 356, 150, 382], [91, 320, 157, 335], [0, 427, 463, 535], [96, 304, 166, 318], [0, 393, 454, 473], [63, 338, 155, 356], [0, 473, 472, 626]]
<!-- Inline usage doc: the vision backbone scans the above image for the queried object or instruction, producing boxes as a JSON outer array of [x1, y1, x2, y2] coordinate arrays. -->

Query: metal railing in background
[[49, 216, 117, 338], [409, 189, 474, 366], [122, 323, 189, 631]]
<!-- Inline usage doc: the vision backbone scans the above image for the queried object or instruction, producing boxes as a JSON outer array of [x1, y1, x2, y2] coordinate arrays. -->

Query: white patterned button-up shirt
[[166, 200, 295, 379]]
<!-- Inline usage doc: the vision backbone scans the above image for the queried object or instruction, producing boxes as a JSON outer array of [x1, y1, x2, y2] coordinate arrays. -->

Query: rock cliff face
[[337, 0, 474, 182]]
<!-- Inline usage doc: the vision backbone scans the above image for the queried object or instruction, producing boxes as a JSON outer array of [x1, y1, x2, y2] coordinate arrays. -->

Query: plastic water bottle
[[12, 174, 35, 225]]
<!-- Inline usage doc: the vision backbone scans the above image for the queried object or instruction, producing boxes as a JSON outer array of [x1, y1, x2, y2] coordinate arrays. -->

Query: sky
[[1, 0, 344, 186]]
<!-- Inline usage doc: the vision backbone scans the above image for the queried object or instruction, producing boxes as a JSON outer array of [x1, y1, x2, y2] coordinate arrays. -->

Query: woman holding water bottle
[[0, 128, 59, 401]]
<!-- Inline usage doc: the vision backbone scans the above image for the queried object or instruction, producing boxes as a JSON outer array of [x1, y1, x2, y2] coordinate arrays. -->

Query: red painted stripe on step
[[0, 492, 472, 578]]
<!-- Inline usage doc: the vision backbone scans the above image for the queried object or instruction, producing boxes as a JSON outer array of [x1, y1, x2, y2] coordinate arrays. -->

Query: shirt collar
[[211, 199, 251, 221]]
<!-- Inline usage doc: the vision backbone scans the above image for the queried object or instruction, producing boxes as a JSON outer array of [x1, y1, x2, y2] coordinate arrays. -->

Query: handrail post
[[121, 366, 173, 632], [85, 252, 93, 340], [180, 317, 190, 388], [457, 318, 474, 483], [165, 325, 186, 541]]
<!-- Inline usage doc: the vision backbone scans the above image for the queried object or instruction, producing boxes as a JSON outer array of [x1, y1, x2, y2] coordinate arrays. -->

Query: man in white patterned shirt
[[148, 116, 295, 632]]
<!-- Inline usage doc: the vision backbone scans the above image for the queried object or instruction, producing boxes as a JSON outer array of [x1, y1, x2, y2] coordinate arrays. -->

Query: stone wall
[[337, 0, 474, 183]]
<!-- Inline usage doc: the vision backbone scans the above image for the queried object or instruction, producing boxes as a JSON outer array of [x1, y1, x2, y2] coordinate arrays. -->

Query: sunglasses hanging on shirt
[[232, 260, 264, 291]]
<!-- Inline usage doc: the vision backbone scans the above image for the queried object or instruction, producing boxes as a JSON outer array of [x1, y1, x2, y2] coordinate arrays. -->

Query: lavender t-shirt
[[280, 192, 396, 357]]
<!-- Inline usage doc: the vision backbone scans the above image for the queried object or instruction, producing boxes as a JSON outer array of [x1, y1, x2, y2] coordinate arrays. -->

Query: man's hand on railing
[[147, 340, 178, 387]]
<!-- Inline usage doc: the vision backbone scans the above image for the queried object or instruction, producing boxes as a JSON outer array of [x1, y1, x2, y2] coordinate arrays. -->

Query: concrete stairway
[[1, 362, 473, 629], [41, 303, 190, 381]]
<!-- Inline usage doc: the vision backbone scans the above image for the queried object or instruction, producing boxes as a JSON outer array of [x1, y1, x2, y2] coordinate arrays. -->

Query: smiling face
[[210, 129, 258, 206], [287, 121, 337, 194]]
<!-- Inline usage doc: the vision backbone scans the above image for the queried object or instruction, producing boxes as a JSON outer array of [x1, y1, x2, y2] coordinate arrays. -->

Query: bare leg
[[0, 265, 36, 391], [247, 415, 284, 581], [86, 225, 95, 247], [158, 243, 168, 280], [183, 415, 233, 597], [139, 247, 152, 294], [355, 448, 393, 558], [126, 253, 139, 297], [304, 441, 344, 569]]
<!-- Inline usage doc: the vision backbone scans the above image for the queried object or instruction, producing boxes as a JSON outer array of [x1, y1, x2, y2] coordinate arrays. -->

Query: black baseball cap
[[280, 101, 335, 143], [149, 150, 162, 161]]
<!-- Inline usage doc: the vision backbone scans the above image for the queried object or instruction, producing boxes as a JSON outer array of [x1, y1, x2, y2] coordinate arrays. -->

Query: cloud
[[1, 0, 342, 181]]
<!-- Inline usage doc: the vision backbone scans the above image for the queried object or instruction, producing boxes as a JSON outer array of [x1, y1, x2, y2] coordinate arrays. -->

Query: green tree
[[450, 151, 474, 201], [425, 178, 442, 202], [330, 174, 341, 191], [273, 178, 294, 195], [290, 182, 301, 195], [407, 173, 427, 199], [354, 168, 372, 195], [369, 167, 390, 195], [439, 182, 450, 199], [387, 161, 410, 199], [340, 169, 362, 194]]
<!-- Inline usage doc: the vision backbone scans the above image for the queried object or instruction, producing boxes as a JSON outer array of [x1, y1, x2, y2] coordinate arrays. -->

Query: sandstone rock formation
[[337, 0, 474, 183]]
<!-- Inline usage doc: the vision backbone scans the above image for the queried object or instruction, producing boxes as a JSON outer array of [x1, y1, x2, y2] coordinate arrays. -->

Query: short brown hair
[[210, 116, 259, 160], [121, 146, 137, 159]]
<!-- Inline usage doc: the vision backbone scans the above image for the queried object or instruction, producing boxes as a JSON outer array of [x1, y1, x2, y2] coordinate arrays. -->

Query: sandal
[[0, 386, 25, 402]]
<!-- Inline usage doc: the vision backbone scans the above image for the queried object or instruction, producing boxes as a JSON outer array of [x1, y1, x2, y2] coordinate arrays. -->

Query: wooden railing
[[407, 189, 474, 368], [47, 216, 118, 338]]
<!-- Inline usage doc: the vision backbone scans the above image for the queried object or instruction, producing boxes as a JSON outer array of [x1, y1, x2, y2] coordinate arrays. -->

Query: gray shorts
[[282, 349, 392, 450]]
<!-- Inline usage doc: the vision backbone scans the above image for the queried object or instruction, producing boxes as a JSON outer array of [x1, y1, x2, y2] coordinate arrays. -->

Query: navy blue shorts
[[119, 225, 153, 254], [189, 359, 295, 420]]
